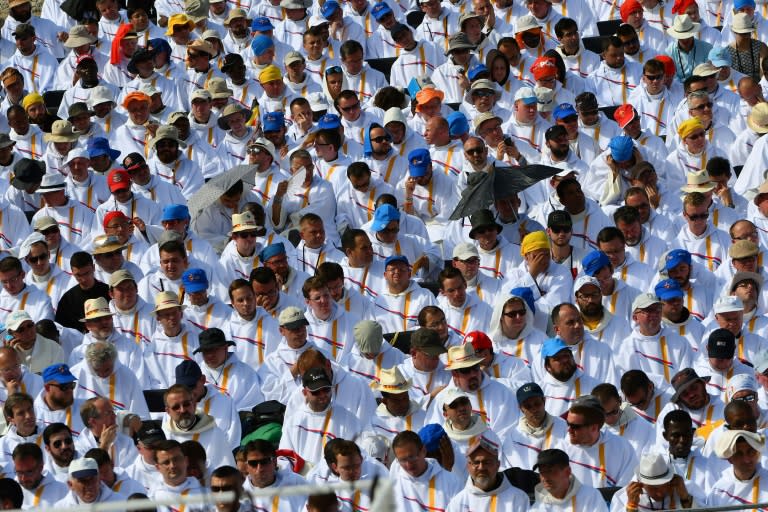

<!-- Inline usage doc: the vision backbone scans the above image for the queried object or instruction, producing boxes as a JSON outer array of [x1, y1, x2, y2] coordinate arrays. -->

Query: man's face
[[233, 229, 258, 256], [688, 96, 713, 124], [467, 448, 500, 489], [337, 95, 362, 122], [10, 319, 37, 348], [732, 255, 757, 273], [9, 400, 36, 434], [109, 280, 138, 310], [477, 119, 503, 147], [302, 385, 332, 411], [598, 238, 626, 268], [126, 100, 150, 125], [347, 235, 374, 265], [165, 391, 197, 427], [545, 349, 576, 381], [342, 50, 364, 75], [85, 315, 114, 340], [603, 44, 625, 68], [14, 456, 42, 490], [210, 474, 242, 512], [683, 127, 707, 154], [663, 419, 694, 458], [452, 255, 480, 281], [643, 68, 665, 94], [500, 298, 528, 336], [393, 443, 427, 478], [661, 296, 683, 319], [684, 203, 709, 235], [332, 453, 363, 482], [566, 412, 595, 445], [156, 447, 188, 486], [252, 279, 279, 310], [633, 303, 662, 334], [69, 474, 100, 503], [382, 391, 411, 416], [46, 430, 75, 465], [420, 0, 442, 17], [0, 351, 22, 385], [264, 253, 289, 280], [667, 262, 691, 288], [715, 311, 743, 335], [553, 306, 584, 344], [538, 464, 571, 496], [515, 101, 538, 123], [0, 267, 25, 295], [575, 284, 602, 318], [231, 285, 256, 318], [7, 109, 30, 134], [440, 276, 467, 307], [520, 395, 547, 425], [245, 450, 277, 488], [464, 139, 487, 166], [410, 348, 440, 372], [616, 219, 642, 246], [618, 33, 640, 56], [306, 286, 333, 320], [156, 139, 179, 164], [44, 381, 75, 409], [300, 220, 325, 249], [452, 364, 482, 392], [733, 279, 759, 305], [201, 344, 229, 368], [191, 98, 211, 120], [443, 396, 472, 428], [278, 324, 307, 348], [728, 439, 760, 477], [625, 194, 651, 223], [157, 306, 183, 334], [159, 250, 188, 280], [678, 379, 708, 409], [369, 126, 392, 157], [384, 261, 411, 289]]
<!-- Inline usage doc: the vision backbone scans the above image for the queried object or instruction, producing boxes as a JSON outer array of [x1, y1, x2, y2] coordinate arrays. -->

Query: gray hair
[[686, 90, 710, 109], [85, 341, 117, 369]]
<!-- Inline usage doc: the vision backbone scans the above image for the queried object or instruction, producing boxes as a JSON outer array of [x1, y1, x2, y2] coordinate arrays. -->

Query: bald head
[[426, 116, 450, 146]]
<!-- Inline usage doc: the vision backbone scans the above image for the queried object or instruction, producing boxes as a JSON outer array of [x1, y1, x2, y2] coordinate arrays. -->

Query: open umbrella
[[450, 164, 563, 220], [188, 164, 259, 216]]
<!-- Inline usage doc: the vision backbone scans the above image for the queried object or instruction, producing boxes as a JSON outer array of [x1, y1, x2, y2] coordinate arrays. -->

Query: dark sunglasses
[[473, 90, 495, 98], [687, 213, 709, 221], [211, 485, 235, 492], [50, 382, 76, 391], [567, 422, 589, 430], [465, 147, 485, 155], [237, 231, 258, 239], [27, 253, 48, 264], [246, 457, 274, 467], [456, 365, 480, 374], [39, 227, 60, 236], [371, 135, 391, 143], [549, 226, 571, 234], [644, 74, 663, 81], [503, 309, 526, 318], [340, 102, 360, 113]]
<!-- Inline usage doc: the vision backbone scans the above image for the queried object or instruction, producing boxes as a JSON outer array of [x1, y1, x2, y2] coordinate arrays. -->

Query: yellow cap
[[258, 64, 282, 84], [520, 230, 550, 255], [677, 117, 704, 140], [22, 92, 44, 111]]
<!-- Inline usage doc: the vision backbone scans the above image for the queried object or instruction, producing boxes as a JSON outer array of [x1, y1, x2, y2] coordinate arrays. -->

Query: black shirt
[[54, 281, 111, 333]]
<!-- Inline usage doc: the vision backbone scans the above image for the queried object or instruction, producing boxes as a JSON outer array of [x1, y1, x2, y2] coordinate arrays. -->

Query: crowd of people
[[2, 0, 768, 508]]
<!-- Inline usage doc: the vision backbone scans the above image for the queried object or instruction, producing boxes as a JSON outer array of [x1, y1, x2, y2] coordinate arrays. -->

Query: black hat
[[127, 47, 156, 75], [547, 210, 572, 228], [175, 359, 203, 388], [12, 158, 45, 189], [468, 209, 502, 239], [122, 152, 146, 172], [670, 368, 711, 403], [302, 367, 332, 391], [68, 102, 95, 120], [136, 423, 166, 445], [516, 382, 544, 404], [533, 449, 570, 470], [707, 328, 736, 359], [221, 53, 244, 73], [194, 328, 235, 354], [545, 124, 567, 141], [390, 22, 410, 39]]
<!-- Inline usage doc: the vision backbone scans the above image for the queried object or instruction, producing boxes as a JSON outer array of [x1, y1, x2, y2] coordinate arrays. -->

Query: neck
[[735, 467, 758, 481], [164, 326, 182, 337], [550, 243, 572, 261]]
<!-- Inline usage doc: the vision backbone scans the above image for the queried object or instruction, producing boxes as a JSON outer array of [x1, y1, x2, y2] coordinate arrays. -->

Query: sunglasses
[[456, 365, 480, 374], [465, 147, 485, 155], [246, 457, 274, 467], [733, 394, 757, 402], [211, 485, 235, 492], [371, 135, 391, 143], [503, 309, 526, 318], [50, 382, 76, 391], [567, 422, 589, 430], [326, 65, 343, 75], [644, 74, 663, 81], [27, 253, 48, 264], [247, 147, 262, 155], [550, 226, 571, 234], [237, 231, 258, 239], [39, 227, 59, 236], [473, 90, 495, 98], [690, 102, 713, 111], [52, 438, 74, 448], [340, 102, 360, 113], [687, 213, 709, 221]]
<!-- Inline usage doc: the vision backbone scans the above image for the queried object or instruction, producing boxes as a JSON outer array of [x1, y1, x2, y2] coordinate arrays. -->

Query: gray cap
[[354, 320, 383, 353]]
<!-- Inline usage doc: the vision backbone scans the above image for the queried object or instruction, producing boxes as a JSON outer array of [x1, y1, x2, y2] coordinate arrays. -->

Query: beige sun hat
[[80, 297, 115, 322], [44, 120, 79, 143], [444, 343, 484, 370], [64, 25, 97, 48], [731, 12, 755, 34], [667, 14, 700, 39], [747, 103, 768, 134], [370, 367, 412, 393], [230, 211, 259, 234], [680, 170, 715, 194], [92, 234, 126, 255], [153, 291, 185, 313], [148, 125, 188, 150]]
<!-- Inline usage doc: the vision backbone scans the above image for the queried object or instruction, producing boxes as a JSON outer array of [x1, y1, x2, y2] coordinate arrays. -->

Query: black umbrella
[[450, 164, 564, 220], [61, 0, 98, 20]]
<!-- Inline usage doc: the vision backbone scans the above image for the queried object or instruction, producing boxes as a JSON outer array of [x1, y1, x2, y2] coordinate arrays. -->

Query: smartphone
[[504, 137, 513, 146]]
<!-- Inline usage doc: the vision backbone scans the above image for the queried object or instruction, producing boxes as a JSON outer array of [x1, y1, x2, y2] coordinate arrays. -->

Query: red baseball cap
[[530, 56, 557, 81], [107, 169, 131, 192], [103, 210, 130, 228], [464, 331, 492, 351], [613, 104, 636, 129], [620, 0, 643, 21]]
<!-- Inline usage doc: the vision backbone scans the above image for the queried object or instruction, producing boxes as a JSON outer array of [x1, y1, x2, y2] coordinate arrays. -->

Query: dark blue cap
[[384, 254, 409, 267], [182, 268, 208, 293], [175, 359, 203, 388], [317, 114, 341, 129], [552, 103, 577, 120], [320, 0, 340, 18], [262, 112, 285, 132], [418, 423, 446, 452], [408, 148, 431, 177], [581, 250, 611, 277], [516, 382, 544, 404], [665, 249, 691, 271], [468, 64, 489, 81], [371, 1, 393, 20], [87, 137, 120, 160]]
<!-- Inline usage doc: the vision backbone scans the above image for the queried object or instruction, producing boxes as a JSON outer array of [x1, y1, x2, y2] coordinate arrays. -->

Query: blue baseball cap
[[516, 382, 544, 404], [371, 1, 393, 21], [608, 135, 634, 162], [318, 113, 341, 129], [161, 204, 190, 222], [87, 137, 121, 160], [664, 249, 691, 271], [709, 46, 731, 67], [509, 287, 535, 313], [446, 111, 469, 137], [320, 0, 340, 18], [43, 363, 77, 384], [262, 112, 284, 132], [250, 34, 274, 57], [251, 16, 274, 32], [541, 337, 570, 359], [655, 278, 684, 301], [384, 254, 409, 267], [581, 250, 611, 276], [259, 242, 286, 262], [735, 0, 756, 8], [408, 148, 431, 177], [175, 359, 203, 388], [418, 424, 446, 452], [468, 64, 489, 81], [371, 204, 401, 232], [552, 103, 577, 120], [182, 268, 209, 293]]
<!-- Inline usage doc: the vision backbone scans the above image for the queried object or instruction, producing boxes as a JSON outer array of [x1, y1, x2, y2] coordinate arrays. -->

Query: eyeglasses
[[473, 90, 495, 98], [456, 365, 481, 374], [49, 382, 76, 391], [734, 394, 757, 402], [339, 102, 360, 113], [246, 457, 274, 467], [567, 422, 589, 430], [644, 74, 664, 81], [169, 400, 193, 411], [39, 227, 60, 236], [211, 485, 235, 492], [687, 213, 709, 221], [27, 253, 49, 264], [0, 272, 23, 286], [237, 231, 258, 239], [371, 135, 392, 143], [549, 226, 571, 234], [465, 147, 485, 155], [690, 102, 713, 111], [52, 438, 74, 448], [457, 257, 480, 264], [503, 309, 526, 318], [247, 147, 262, 155]]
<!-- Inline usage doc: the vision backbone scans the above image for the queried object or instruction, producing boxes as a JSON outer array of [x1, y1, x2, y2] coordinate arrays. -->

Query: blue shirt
[[665, 39, 714, 81]]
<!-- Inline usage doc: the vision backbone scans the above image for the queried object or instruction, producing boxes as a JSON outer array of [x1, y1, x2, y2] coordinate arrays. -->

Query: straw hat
[[80, 297, 115, 322], [153, 291, 185, 313], [747, 102, 768, 134], [370, 367, 412, 393], [731, 12, 755, 34], [680, 170, 715, 194], [445, 343, 484, 370], [667, 14, 700, 39]]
